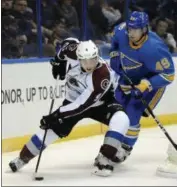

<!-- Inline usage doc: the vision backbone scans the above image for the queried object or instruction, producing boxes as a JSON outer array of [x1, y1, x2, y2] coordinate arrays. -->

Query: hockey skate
[[9, 157, 27, 172], [156, 158, 177, 178], [156, 142, 177, 178], [94, 143, 132, 166], [112, 143, 133, 164], [92, 153, 114, 177]]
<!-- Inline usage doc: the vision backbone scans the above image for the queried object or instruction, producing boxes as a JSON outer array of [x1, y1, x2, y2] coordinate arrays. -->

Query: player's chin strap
[[123, 73, 177, 151], [33, 75, 60, 180]]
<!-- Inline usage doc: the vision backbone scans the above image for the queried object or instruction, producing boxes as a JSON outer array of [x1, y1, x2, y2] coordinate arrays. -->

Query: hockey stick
[[123, 73, 177, 151], [33, 75, 60, 180]]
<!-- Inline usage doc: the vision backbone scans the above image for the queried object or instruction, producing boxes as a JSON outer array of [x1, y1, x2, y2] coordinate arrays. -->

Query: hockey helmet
[[127, 11, 149, 29], [76, 40, 98, 60]]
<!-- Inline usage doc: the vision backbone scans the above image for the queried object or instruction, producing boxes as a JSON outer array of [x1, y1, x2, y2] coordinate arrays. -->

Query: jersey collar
[[129, 35, 148, 49]]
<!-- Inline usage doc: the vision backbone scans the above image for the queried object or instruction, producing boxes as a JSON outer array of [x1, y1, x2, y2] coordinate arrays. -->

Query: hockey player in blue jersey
[[94, 11, 175, 176]]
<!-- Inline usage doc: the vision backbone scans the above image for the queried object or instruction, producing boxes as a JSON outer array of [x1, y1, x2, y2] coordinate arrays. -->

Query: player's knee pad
[[109, 111, 130, 135]]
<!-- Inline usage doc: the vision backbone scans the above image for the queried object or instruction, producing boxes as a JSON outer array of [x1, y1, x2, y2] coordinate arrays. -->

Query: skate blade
[[92, 166, 112, 177]]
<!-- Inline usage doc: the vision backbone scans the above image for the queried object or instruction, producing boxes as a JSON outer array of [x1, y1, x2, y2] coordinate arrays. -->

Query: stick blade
[[32, 173, 44, 181]]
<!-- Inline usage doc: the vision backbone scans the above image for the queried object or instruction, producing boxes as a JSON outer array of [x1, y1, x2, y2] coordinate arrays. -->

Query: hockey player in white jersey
[[9, 38, 131, 177]]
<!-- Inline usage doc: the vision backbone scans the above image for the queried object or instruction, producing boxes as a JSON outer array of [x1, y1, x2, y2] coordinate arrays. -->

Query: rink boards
[[2, 57, 177, 153]]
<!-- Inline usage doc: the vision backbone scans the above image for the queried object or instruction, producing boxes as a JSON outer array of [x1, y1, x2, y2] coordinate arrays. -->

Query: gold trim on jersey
[[120, 52, 143, 70], [126, 129, 140, 137], [129, 35, 148, 49], [144, 87, 165, 115], [160, 73, 175, 82], [125, 125, 140, 138]]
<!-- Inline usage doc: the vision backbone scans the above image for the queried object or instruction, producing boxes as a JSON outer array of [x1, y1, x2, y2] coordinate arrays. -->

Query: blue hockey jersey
[[107, 20, 175, 149], [110, 23, 175, 89]]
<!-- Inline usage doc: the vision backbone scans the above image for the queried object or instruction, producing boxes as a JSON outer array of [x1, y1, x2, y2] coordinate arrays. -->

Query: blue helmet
[[127, 11, 149, 29]]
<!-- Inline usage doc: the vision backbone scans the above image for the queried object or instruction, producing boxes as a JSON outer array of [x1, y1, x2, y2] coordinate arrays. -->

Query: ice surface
[[2, 125, 177, 186]]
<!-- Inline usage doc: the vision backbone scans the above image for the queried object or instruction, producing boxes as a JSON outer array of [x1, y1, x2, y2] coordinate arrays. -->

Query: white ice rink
[[2, 125, 177, 186]]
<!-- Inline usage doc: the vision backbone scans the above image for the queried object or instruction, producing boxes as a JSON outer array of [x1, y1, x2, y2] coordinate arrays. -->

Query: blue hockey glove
[[131, 79, 153, 99], [120, 79, 152, 99]]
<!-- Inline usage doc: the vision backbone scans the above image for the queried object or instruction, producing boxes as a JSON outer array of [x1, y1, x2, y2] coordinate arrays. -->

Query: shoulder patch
[[101, 79, 110, 90], [92, 64, 110, 92]]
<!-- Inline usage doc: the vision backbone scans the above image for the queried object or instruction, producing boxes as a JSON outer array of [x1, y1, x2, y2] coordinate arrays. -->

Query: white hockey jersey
[[55, 38, 119, 118]]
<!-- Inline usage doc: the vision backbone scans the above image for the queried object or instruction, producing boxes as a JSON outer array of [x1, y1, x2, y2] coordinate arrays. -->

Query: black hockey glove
[[40, 109, 63, 130], [50, 56, 67, 80]]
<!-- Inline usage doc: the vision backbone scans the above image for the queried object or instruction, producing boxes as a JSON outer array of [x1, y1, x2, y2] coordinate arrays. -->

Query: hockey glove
[[40, 109, 63, 130], [120, 79, 152, 99], [131, 79, 153, 99], [50, 57, 67, 80]]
